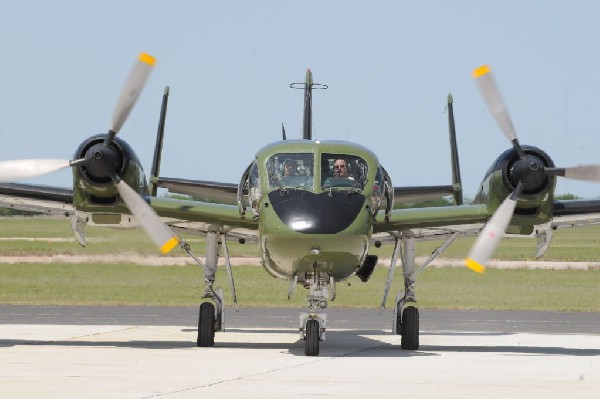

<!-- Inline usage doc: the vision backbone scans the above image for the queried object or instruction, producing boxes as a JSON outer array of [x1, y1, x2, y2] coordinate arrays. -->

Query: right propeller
[[465, 65, 600, 272], [0, 53, 180, 255]]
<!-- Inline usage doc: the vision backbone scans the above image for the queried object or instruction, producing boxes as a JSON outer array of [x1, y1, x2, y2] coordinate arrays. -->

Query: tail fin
[[447, 93, 463, 205], [150, 86, 170, 197], [290, 69, 327, 140]]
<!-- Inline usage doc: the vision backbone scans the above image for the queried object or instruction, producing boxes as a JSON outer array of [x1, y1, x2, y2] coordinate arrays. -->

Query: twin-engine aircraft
[[2, 54, 600, 356]]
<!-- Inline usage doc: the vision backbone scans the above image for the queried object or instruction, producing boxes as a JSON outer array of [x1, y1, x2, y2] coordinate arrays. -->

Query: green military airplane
[[1, 55, 600, 356]]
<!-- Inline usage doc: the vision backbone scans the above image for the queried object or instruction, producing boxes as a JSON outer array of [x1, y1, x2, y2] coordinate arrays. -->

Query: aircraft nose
[[267, 190, 365, 234]]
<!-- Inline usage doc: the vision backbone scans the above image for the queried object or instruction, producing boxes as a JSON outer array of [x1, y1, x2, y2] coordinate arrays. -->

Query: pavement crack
[[140, 340, 398, 398]]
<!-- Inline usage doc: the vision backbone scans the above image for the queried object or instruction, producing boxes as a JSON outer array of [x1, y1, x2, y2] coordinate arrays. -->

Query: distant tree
[[0, 208, 40, 216], [395, 197, 454, 209], [555, 193, 582, 200]]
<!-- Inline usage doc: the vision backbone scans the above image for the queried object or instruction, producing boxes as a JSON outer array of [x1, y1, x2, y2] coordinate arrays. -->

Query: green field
[[0, 217, 599, 311]]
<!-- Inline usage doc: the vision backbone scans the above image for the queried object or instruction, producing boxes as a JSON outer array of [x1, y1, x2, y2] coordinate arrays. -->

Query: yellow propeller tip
[[160, 236, 180, 254], [472, 65, 491, 78], [465, 258, 486, 273], [139, 52, 157, 66]]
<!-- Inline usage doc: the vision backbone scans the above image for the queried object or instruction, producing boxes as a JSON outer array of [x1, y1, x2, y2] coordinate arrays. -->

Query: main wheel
[[197, 302, 215, 347], [304, 319, 320, 356], [400, 306, 419, 350]]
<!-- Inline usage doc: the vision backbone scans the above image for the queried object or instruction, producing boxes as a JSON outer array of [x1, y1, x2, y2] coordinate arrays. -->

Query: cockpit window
[[321, 153, 368, 189], [266, 153, 314, 189]]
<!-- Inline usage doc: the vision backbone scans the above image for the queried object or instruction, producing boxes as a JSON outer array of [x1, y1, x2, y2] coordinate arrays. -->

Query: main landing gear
[[381, 231, 459, 350], [180, 231, 238, 348]]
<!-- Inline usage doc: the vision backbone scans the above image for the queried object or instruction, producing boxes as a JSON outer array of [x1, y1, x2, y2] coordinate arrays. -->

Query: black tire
[[304, 319, 320, 356], [197, 302, 215, 347], [400, 306, 419, 350]]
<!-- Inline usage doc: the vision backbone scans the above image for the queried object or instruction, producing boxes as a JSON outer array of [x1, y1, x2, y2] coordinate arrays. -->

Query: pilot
[[333, 159, 352, 179], [283, 159, 298, 177]]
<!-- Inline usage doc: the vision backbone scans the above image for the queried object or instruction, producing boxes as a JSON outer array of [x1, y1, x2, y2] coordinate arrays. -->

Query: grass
[[1, 264, 599, 311], [0, 217, 599, 311]]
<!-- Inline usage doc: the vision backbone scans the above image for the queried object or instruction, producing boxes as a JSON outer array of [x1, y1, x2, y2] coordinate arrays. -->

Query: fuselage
[[242, 139, 389, 281]]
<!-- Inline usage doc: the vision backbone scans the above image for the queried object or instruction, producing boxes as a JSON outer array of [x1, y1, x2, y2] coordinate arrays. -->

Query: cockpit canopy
[[266, 152, 368, 190], [238, 141, 392, 222]]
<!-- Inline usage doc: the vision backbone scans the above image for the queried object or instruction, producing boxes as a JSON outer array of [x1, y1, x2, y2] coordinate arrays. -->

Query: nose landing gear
[[299, 271, 334, 356]]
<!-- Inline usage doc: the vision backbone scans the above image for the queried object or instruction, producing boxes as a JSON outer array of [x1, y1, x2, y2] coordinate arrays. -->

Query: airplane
[[1, 54, 600, 356]]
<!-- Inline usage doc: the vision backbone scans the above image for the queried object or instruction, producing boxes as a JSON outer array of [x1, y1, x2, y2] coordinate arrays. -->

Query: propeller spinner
[[466, 65, 600, 272], [0, 53, 180, 254]]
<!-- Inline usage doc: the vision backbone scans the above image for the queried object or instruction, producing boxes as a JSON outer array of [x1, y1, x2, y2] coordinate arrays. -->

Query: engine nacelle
[[474, 145, 557, 234], [72, 134, 148, 221]]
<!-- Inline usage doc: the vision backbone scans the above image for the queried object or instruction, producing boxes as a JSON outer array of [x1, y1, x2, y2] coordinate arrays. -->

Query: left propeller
[[466, 65, 600, 272], [0, 159, 76, 181], [0, 53, 180, 254]]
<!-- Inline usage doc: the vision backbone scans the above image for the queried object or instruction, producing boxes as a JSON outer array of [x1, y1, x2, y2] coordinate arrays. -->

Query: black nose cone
[[268, 190, 365, 234]]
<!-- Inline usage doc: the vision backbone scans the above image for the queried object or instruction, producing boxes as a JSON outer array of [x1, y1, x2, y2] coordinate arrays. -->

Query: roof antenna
[[290, 69, 327, 140]]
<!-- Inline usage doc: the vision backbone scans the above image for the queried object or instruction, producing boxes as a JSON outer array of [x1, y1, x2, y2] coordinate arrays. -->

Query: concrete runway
[[1, 306, 599, 398]]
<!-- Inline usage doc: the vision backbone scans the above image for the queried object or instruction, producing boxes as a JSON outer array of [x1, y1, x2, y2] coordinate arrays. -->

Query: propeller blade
[[114, 180, 180, 254], [110, 52, 157, 135], [563, 165, 600, 181], [0, 159, 72, 181], [473, 65, 519, 144], [465, 184, 522, 273]]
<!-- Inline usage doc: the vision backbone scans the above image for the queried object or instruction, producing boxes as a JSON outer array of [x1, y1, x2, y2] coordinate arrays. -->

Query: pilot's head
[[333, 159, 349, 178], [284, 160, 297, 176]]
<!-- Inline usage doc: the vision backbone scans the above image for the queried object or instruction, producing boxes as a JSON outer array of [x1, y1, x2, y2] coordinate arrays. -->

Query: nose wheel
[[304, 319, 320, 356]]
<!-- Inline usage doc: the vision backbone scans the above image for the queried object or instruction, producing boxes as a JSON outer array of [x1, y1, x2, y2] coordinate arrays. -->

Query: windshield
[[321, 153, 368, 189], [266, 153, 314, 189]]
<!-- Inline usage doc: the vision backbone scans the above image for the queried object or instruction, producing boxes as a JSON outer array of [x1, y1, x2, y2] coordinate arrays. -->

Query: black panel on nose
[[267, 189, 365, 234]]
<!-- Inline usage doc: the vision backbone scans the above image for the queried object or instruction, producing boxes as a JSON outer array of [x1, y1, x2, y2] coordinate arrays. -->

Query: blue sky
[[2, 1, 600, 198]]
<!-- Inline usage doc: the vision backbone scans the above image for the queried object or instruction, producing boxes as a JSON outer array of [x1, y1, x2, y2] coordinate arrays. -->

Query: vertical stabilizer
[[150, 86, 170, 197], [447, 93, 463, 205]]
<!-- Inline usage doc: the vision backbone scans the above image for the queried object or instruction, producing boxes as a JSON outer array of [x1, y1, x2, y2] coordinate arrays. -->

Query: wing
[[393, 185, 457, 205], [373, 198, 600, 250], [0, 183, 74, 215], [551, 198, 600, 227], [152, 177, 238, 204], [373, 203, 490, 239], [149, 196, 258, 240]]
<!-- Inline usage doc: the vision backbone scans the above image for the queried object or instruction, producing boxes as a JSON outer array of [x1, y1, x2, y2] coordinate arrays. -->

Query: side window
[[370, 166, 384, 214], [248, 162, 261, 216], [321, 153, 368, 189], [238, 161, 261, 219], [266, 153, 314, 189]]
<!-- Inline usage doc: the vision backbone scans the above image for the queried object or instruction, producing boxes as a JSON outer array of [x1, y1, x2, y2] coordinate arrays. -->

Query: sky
[[2, 1, 600, 199]]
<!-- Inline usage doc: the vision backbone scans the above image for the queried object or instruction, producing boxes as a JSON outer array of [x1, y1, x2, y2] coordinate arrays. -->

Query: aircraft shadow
[[1, 329, 596, 357], [418, 344, 600, 357]]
